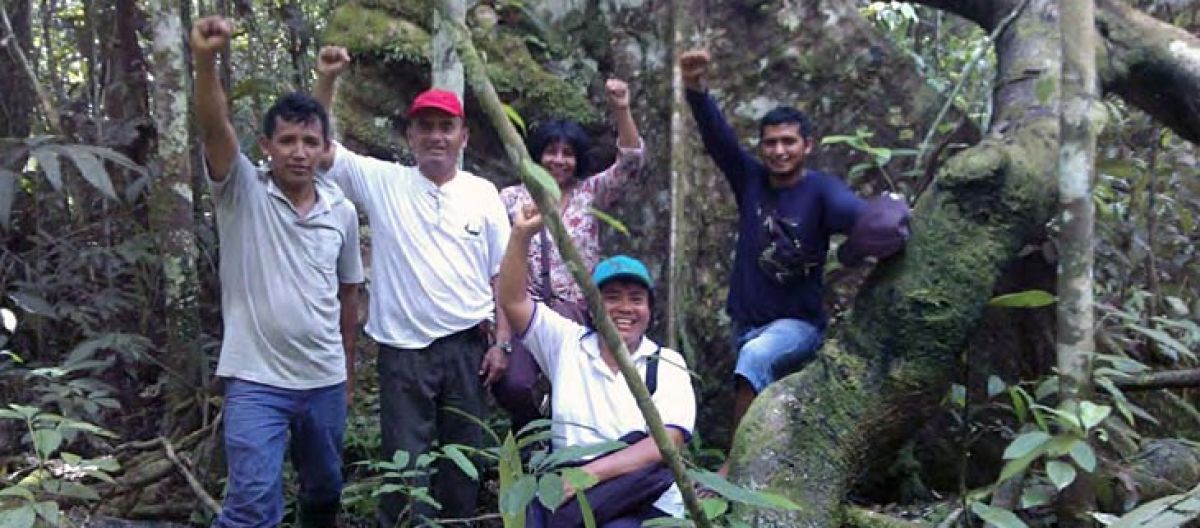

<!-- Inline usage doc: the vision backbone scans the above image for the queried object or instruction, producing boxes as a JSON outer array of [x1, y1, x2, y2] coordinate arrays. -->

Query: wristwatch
[[498, 341, 513, 355]]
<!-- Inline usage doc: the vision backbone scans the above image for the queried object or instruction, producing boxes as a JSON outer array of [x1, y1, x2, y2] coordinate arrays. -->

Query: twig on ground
[[159, 436, 221, 515]]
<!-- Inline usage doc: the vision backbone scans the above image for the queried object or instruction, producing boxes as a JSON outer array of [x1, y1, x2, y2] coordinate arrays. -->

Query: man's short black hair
[[527, 119, 591, 180], [263, 92, 331, 142], [759, 106, 813, 140]]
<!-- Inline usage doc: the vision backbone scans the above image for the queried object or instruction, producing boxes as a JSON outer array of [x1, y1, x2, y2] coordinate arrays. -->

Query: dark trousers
[[376, 328, 486, 526]]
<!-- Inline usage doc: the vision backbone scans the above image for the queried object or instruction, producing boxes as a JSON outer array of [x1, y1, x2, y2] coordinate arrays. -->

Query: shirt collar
[[264, 172, 335, 220], [580, 330, 658, 360]]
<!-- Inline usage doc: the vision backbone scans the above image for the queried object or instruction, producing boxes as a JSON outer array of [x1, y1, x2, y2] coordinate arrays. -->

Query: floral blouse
[[500, 141, 645, 305]]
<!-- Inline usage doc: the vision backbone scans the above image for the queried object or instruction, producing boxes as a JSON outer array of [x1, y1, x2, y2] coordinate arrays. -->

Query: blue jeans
[[733, 318, 824, 392], [214, 378, 347, 528]]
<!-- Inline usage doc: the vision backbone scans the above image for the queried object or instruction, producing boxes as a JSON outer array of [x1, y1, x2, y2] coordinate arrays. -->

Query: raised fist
[[190, 16, 232, 58], [514, 203, 544, 236], [679, 49, 711, 90], [317, 46, 351, 78], [605, 78, 631, 109]]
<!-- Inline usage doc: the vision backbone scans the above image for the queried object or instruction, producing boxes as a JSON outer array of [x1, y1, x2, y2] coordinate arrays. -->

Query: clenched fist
[[317, 46, 351, 78], [679, 49, 711, 91], [605, 78, 631, 110], [190, 16, 232, 58]]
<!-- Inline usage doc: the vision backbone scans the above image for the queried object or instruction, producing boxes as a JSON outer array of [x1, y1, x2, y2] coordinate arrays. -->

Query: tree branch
[[160, 437, 221, 515], [0, 4, 61, 135], [1113, 368, 1200, 391]]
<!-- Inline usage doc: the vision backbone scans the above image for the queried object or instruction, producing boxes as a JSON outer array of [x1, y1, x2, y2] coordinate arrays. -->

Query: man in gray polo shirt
[[192, 17, 363, 528]]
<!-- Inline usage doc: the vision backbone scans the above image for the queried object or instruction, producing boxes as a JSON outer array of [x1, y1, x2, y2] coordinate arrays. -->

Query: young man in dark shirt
[[681, 49, 868, 477]]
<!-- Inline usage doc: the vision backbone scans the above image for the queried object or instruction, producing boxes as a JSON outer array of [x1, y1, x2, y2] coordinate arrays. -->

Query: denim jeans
[[732, 318, 824, 392], [214, 378, 347, 528]]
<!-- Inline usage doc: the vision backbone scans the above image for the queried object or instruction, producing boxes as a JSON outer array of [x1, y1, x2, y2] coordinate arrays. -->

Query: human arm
[[338, 283, 359, 404], [497, 205, 542, 338], [822, 174, 868, 235], [314, 46, 350, 171], [479, 278, 511, 387], [190, 16, 238, 181], [591, 79, 646, 208], [573, 429, 687, 489], [679, 49, 758, 196]]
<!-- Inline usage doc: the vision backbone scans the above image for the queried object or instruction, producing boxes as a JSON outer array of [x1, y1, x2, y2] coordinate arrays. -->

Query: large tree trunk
[[145, 0, 202, 433]]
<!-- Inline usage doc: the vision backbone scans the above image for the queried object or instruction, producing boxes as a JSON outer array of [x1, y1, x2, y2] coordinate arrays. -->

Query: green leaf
[[441, 445, 478, 481], [415, 453, 436, 468], [0, 486, 35, 501], [999, 441, 1050, 483], [1047, 460, 1077, 490], [949, 383, 967, 408], [49, 481, 101, 501], [987, 376, 1007, 399], [971, 501, 1029, 528], [500, 474, 537, 516], [30, 147, 63, 191], [52, 146, 117, 200], [6, 404, 38, 420], [502, 103, 527, 136], [1044, 434, 1082, 457], [687, 469, 800, 510], [1020, 485, 1052, 509], [0, 504, 36, 528], [537, 440, 626, 471], [537, 473, 564, 510], [77, 145, 146, 176], [0, 169, 17, 229], [8, 291, 56, 318], [523, 159, 561, 201], [643, 517, 695, 527], [1080, 401, 1112, 430], [1003, 431, 1052, 460], [32, 501, 59, 525], [701, 497, 729, 520], [32, 429, 62, 458], [588, 207, 630, 237], [1034, 377, 1060, 401], [1008, 387, 1029, 423], [1069, 441, 1097, 472], [560, 467, 599, 492], [988, 290, 1056, 308], [577, 487, 597, 528], [1128, 325, 1195, 361]]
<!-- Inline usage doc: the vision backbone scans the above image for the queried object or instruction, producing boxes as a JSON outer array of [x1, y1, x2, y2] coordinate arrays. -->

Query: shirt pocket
[[303, 225, 343, 275]]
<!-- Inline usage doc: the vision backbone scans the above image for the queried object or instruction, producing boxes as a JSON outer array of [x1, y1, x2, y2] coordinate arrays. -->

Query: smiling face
[[259, 117, 329, 191], [539, 140, 577, 186], [759, 122, 813, 187], [599, 279, 651, 350], [406, 109, 469, 181]]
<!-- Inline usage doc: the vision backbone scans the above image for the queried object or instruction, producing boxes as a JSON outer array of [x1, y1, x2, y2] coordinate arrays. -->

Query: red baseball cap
[[407, 89, 464, 118]]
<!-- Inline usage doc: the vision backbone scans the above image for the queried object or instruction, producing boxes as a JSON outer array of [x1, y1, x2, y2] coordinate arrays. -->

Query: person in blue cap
[[498, 205, 697, 526]]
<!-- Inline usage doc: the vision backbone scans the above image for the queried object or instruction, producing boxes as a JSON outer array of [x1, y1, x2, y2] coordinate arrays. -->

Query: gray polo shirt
[[211, 153, 364, 390]]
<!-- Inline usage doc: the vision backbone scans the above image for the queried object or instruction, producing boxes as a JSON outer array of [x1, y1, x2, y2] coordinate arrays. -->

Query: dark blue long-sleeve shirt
[[686, 89, 865, 328]]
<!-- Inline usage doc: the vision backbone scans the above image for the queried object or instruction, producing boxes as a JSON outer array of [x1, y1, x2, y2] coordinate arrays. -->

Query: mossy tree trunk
[[730, 0, 1200, 525], [146, 0, 202, 433]]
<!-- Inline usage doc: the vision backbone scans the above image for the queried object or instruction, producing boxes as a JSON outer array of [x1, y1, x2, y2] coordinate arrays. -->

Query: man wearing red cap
[[314, 47, 511, 525]]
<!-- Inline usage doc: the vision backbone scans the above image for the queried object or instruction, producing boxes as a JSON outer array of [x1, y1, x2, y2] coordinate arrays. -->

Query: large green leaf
[[30, 147, 63, 190], [33, 501, 59, 526], [537, 473, 565, 511], [1047, 460, 1077, 490], [589, 207, 630, 237], [688, 469, 800, 510], [440, 444, 478, 481], [1079, 402, 1112, 430], [1069, 441, 1097, 472], [970, 501, 1029, 528], [32, 429, 62, 458], [500, 474, 537, 516], [50, 145, 117, 200], [0, 504, 36, 528], [1003, 431, 1052, 460], [987, 290, 1056, 308]]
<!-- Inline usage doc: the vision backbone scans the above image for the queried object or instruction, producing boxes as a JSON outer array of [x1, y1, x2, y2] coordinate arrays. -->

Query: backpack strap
[[645, 345, 662, 396]]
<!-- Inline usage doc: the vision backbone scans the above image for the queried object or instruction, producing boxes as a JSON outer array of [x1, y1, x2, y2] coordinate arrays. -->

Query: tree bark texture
[[145, 0, 202, 432], [1056, 0, 1100, 523]]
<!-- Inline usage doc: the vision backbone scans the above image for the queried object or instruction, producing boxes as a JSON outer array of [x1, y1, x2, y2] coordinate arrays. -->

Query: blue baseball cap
[[592, 255, 653, 290]]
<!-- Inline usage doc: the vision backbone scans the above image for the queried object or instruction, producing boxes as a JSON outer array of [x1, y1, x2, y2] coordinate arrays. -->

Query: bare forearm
[[339, 285, 359, 377], [314, 74, 338, 130], [194, 54, 232, 145], [497, 231, 535, 329], [582, 430, 684, 483], [613, 104, 640, 149]]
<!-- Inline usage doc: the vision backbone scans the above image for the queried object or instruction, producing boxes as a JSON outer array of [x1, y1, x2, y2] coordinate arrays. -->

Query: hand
[[513, 204, 544, 237], [190, 16, 232, 58], [604, 79, 630, 109], [679, 49, 711, 91], [317, 46, 351, 78], [479, 345, 508, 387]]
